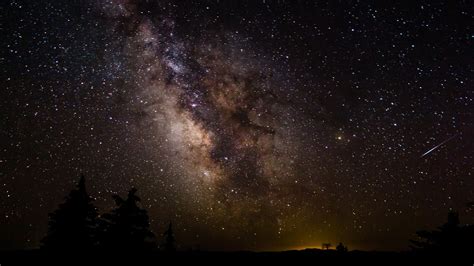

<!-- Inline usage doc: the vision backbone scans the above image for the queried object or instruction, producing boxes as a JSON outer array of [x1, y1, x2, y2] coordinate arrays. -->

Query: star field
[[1, 0, 473, 251]]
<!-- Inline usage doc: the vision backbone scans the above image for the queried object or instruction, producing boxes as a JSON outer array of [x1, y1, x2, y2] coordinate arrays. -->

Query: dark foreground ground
[[0, 249, 471, 265]]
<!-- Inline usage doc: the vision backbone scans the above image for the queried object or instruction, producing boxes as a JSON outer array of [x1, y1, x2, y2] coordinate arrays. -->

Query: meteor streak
[[421, 134, 458, 158]]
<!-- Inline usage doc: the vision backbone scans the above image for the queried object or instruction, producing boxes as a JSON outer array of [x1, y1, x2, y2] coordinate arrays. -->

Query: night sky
[[1, 0, 473, 251]]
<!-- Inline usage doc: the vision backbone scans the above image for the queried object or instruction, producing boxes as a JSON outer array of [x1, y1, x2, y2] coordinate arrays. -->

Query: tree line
[[41, 175, 175, 251], [42, 175, 473, 255]]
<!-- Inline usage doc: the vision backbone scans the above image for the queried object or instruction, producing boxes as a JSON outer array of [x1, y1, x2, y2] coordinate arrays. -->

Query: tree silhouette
[[99, 188, 156, 250], [411, 210, 474, 255], [336, 242, 348, 253], [161, 222, 176, 252], [41, 175, 99, 250], [322, 243, 332, 250]]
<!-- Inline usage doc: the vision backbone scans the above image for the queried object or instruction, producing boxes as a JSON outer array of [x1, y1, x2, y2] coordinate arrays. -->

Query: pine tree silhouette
[[162, 222, 176, 252], [99, 188, 156, 250], [411, 210, 474, 255], [41, 175, 99, 250]]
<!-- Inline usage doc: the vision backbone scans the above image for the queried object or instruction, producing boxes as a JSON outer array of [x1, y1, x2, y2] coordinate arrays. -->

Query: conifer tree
[[42, 175, 99, 250], [99, 188, 155, 250]]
